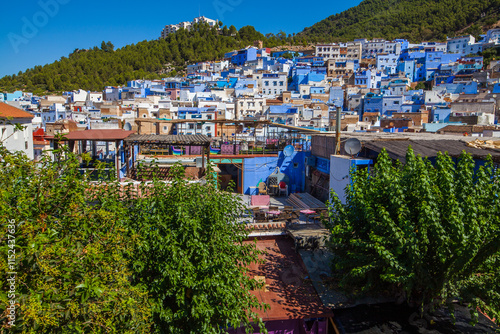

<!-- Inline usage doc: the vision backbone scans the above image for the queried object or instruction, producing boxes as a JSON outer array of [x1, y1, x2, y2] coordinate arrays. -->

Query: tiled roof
[[0, 102, 34, 119], [48, 129, 135, 141]]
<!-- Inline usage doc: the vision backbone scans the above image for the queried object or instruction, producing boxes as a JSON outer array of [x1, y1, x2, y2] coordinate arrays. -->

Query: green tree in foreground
[[125, 163, 267, 333], [0, 142, 267, 333], [328, 148, 500, 324], [0, 145, 151, 333]]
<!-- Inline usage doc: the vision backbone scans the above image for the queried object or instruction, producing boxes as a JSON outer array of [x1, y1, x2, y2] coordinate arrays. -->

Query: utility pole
[[335, 106, 341, 155]]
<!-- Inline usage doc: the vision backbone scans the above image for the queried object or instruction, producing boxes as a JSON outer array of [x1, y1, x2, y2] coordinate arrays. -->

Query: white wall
[[0, 119, 33, 159], [329, 155, 352, 205]]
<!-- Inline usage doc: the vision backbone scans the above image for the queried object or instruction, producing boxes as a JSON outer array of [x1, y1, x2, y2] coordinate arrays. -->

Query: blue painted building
[[363, 93, 383, 114], [434, 82, 478, 94], [310, 87, 326, 94], [5, 91, 23, 101], [424, 52, 461, 81], [164, 81, 182, 89], [242, 150, 306, 195], [231, 47, 258, 66], [394, 39, 409, 52], [381, 95, 404, 116], [432, 106, 452, 123], [329, 87, 344, 108], [354, 70, 372, 87]]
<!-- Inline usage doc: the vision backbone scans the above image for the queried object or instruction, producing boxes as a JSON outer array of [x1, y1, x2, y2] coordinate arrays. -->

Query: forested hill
[[299, 0, 500, 43], [0, 24, 291, 94]]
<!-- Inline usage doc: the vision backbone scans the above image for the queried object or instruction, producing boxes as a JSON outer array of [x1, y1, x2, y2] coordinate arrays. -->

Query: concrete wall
[[242, 151, 306, 195], [330, 156, 372, 205]]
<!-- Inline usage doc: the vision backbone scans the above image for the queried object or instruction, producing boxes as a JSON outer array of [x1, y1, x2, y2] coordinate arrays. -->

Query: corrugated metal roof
[[124, 134, 211, 145], [364, 139, 500, 163]]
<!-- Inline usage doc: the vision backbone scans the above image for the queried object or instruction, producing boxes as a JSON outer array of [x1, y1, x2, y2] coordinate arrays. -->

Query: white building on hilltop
[[161, 16, 219, 39]]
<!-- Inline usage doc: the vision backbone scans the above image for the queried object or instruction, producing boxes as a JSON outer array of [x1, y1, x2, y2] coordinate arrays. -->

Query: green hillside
[[0, 24, 289, 94], [299, 0, 500, 43]]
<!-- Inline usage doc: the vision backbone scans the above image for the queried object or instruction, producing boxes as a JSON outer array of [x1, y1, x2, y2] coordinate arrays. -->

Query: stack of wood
[[287, 193, 327, 209]]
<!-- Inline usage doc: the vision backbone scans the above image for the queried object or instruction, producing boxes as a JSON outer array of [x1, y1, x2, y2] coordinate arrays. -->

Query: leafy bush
[[0, 144, 267, 333], [328, 147, 500, 323], [0, 146, 151, 333], [125, 163, 267, 333]]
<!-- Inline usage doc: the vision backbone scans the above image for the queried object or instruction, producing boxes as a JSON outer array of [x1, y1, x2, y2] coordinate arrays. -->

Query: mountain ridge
[[299, 0, 500, 42], [2, 0, 500, 93]]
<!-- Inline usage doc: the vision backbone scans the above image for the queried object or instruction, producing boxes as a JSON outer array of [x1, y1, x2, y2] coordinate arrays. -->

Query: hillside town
[[2, 19, 500, 333], [2, 24, 500, 162]]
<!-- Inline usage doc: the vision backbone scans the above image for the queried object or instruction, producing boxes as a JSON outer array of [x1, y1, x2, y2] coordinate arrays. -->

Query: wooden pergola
[[123, 134, 212, 177], [48, 129, 135, 179]]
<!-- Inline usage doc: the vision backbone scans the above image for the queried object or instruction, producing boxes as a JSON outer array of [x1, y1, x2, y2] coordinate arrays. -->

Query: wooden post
[[206, 144, 210, 167], [131, 144, 136, 179], [92, 141, 97, 159], [68, 140, 75, 153], [115, 140, 120, 180], [125, 143, 130, 178], [202, 145, 205, 169]]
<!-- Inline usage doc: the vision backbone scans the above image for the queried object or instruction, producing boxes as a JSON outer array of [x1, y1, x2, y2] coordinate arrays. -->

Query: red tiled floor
[[244, 236, 333, 321]]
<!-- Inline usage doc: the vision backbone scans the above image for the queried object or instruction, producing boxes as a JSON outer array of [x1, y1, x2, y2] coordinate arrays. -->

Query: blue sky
[[0, 0, 362, 78]]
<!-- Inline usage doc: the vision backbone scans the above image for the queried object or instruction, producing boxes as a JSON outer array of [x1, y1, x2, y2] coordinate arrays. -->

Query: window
[[273, 81, 277, 86], [207, 115, 212, 120], [264, 81, 269, 86], [206, 126, 211, 131], [279, 81, 284, 86], [25, 141, 28, 150], [188, 124, 194, 130]]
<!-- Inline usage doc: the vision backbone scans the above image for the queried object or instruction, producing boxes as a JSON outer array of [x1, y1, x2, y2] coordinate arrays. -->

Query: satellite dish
[[283, 145, 295, 157], [345, 138, 361, 156], [123, 122, 132, 131]]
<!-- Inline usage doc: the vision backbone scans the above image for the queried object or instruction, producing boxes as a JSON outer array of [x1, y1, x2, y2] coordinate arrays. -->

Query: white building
[[236, 96, 266, 119], [0, 102, 34, 159], [315, 43, 362, 62], [40, 103, 68, 128], [261, 73, 288, 95], [192, 16, 218, 28], [161, 16, 218, 39], [484, 28, 500, 44], [376, 53, 399, 74], [70, 89, 88, 103], [87, 92, 103, 103], [447, 35, 476, 54]]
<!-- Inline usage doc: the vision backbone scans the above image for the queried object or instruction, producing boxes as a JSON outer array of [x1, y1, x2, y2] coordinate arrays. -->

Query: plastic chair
[[278, 181, 288, 197]]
